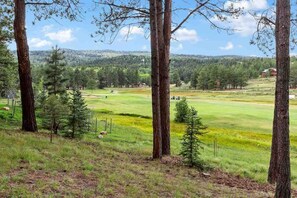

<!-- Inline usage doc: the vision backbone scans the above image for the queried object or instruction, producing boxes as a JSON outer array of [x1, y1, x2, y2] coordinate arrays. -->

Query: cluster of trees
[[36, 47, 90, 139], [32, 65, 149, 91], [39, 90, 89, 140], [172, 57, 274, 85], [189, 65, 250, 90]]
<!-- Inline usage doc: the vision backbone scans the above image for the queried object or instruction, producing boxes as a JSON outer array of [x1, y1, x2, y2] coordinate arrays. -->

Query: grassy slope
[[0, 128, 272, 197]]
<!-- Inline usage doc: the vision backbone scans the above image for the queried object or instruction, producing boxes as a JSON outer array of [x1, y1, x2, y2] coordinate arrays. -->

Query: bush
[[174, 97, 189, 123], [180, 107, 206, 169]]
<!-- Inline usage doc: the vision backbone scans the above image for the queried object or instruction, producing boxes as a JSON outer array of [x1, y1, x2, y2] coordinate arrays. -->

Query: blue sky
[[9, 0, 276, 56]]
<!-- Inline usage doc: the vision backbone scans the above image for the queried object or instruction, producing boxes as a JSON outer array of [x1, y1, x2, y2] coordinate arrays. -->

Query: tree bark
[[274, 0, 291, 197], [14, 0, 38, 132], [150, 0, 162, 159], [158, 0, 172, 156], [268, 104, 278, 184]]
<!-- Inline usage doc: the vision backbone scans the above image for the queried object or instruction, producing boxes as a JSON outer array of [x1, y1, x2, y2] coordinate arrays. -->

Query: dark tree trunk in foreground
[[274, 0, 291, 196], [268, 12, 281, 183], [268, 105, 278, 184], [159, 0, 172, 156], [14, 0, 38, 132], [150, 0, 162, 159]]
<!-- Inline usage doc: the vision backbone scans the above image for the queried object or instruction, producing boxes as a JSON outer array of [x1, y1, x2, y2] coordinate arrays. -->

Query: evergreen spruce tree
[[44, 46, 67, 96], [180, 107, 206, 168], [67, 89, 89, 138], [43, 95, 69, 142]]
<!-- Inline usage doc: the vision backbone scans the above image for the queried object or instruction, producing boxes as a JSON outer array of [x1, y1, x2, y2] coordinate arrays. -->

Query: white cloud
[[45, 29, 75, 43], [220, 42, 234, 50], [29, 38, 52, 48], [173, 28, 199, 42], [212, 12, 259, 37], [120, 26, 145, 37], [225, 0, 268, 11], [42, 25, 54, 33], [212, 0, 270, 37], [231, 14, 259, 36]]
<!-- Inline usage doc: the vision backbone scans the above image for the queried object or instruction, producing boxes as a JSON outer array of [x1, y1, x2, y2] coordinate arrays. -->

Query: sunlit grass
[[1, 77, 297, 195], [81, 79, 297, 187]]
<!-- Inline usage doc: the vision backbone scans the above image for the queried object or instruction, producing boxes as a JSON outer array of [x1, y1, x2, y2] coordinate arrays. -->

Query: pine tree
[[67, 89, 89, 138], [43, 95, 69, 142], [180, 107, 206, 168], [44, 46, 67, 96]]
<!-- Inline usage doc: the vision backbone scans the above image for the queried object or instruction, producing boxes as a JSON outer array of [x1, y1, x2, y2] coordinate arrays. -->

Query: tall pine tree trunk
[[268, 105, 278, 184], [274, 0, 291, 196], [150, 0, 162, 159], [159, 0, 172, 155], [14, 0, 38, 132]]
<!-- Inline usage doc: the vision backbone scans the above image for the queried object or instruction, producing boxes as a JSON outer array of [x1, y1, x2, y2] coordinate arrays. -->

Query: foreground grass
[[0, 128, 273, 197]]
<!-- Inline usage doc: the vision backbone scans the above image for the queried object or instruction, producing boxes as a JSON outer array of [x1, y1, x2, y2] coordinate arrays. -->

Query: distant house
[[261, 68, 277, 78]]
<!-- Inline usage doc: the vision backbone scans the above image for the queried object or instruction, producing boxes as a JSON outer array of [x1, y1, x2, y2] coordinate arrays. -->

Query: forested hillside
[[15, 49, 281, 90], [13, 49, 249, 66]]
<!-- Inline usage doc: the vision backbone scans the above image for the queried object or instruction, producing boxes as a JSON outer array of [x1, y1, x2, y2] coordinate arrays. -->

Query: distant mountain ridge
[[12, 49, 255, 66]]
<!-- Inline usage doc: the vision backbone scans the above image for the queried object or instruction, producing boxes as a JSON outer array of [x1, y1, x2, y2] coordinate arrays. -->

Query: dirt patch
[[132, 155, 296, 197], [160, 156, 183, 166], [200, 169, 297, 197]]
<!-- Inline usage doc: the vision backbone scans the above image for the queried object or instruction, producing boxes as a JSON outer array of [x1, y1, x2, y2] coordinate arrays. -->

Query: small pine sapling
[[180, 107, 206, 169]]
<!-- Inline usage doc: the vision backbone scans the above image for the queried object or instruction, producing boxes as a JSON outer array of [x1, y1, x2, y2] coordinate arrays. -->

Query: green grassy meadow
[[0, 77, 297, 196], [83, 77, 297, 187]]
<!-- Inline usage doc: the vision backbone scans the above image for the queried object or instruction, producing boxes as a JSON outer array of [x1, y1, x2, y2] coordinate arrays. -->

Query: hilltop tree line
[[31, 55, 280, 91], [4, 43, 297, 97], [4, 45, 297, 95], [32, 64, 147, 91]]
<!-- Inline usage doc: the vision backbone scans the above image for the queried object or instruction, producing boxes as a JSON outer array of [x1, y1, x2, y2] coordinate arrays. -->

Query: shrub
[[174, 97, 189, 123]]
